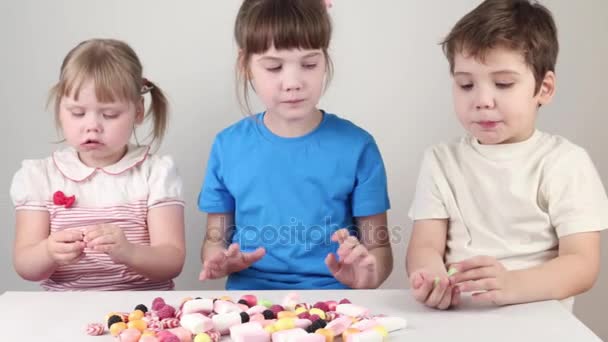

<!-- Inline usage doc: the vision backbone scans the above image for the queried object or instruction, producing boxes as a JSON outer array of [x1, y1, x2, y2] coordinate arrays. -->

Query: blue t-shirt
[[198, 112, 390, 289]]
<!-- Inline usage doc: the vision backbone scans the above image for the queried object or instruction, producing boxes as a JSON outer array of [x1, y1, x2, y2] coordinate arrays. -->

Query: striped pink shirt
[[10, 144, 184, 291]]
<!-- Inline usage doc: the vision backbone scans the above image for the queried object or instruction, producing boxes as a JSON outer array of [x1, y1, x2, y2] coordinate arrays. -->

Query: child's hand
[[410, 269, 460, 310], [47, 230, 86, 265], [199, 243, 266, 281], [84, 224, 133, 264], [448, 256, 512, 305], [325, 228, 378, 289]]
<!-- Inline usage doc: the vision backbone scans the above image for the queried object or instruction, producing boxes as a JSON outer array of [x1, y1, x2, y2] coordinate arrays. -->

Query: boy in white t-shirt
[[406, 0, 608, 310]]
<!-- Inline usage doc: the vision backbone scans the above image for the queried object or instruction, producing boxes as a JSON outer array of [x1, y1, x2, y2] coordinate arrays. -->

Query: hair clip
[[141, 78, 154, 94]]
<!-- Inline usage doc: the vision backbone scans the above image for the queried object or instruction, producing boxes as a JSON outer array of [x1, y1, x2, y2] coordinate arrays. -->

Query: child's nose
[[282, 70, 303, 92], [474, 88, 495, 109], [84, 115, 103, 132]]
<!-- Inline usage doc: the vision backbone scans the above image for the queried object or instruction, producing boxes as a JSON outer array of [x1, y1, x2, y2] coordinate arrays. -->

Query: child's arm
[[13, 210, 85, 281], [85, 205, 186, 281], [450, 231, 600, 305], [406, 219, 448, 276], [406, 219, 460, 309], [199, 213, 265, 280], [358, 212, 392, 287]]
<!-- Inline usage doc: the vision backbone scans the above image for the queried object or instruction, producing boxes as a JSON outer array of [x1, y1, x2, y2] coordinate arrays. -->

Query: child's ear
[[135, 97, 145, 124], [537, 71, 556, 106], [237, 50, 251, 80]]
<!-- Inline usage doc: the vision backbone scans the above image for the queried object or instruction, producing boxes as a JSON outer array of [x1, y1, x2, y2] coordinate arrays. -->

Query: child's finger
[[331, 228, 350, 244], [358, 254, 376, 270], [457, 278, 498, 292], [336, 236, 361, 258], [451, 286, 461, 307], [241, 247, 266, 265], [54, 230, 85, 243], [225, 243, 240, 257], [450, 266, 494, 284], [86, 235, 115, 248], [343, 244, 368, 265], [53, 241, 85, 254], [454, 255, 496, 272], [426, 277, 449, 307], [437, 286, 453, 310], [412, 273, 433, 302], [93, 244, 113, 254], [324, 253, 341, 275]]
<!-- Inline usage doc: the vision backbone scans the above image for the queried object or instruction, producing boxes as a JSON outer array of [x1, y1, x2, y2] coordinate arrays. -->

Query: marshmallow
[[182, 298, 214, 315], [325, 316, 352, 336], [373, 316, 407, 332], [292, 334, 326, 342], [230, 322, 269, 342], [212, 311, 245, 335], [351, 319, 379, 331], [336, 304, 369, 318], [347, 330, 383, 342], [272, 328, 307, 342], [167, 327, 193, 342], [214, 299, 243, 314], [248, 305, 269, 315], [180, 313, 214, 334], [118, 328, 141, 342], [282, 293, 300, 311]]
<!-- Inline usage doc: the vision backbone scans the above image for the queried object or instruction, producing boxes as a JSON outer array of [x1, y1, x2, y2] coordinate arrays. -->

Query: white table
[[0, 289, 600, 341]]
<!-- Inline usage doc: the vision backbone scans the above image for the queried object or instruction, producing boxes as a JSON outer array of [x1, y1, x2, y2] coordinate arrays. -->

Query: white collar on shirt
[[52, 144, 150, 182]]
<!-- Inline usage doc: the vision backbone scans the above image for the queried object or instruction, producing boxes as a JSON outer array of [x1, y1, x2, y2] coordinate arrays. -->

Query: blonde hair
[[234, 0, 333, 114], [48, 38, 169, 146]]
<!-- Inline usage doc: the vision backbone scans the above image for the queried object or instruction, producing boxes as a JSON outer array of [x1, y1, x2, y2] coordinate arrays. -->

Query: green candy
[[259, 299, 273, 308], [447, 267, 458, 276]]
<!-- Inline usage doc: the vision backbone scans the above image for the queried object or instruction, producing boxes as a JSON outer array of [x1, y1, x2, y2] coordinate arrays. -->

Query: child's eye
[[103, 113, 120, 119], [303, 64, 317, 70], [266, 66, 282, 72], [496, 83, 514, 89], [459, 84, 473, 90], [71, 112, 85, 117]]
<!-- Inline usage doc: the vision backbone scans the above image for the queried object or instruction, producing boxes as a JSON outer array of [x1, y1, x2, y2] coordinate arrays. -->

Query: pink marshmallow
[[336, 304, 369, 318], [182, 298, 214, 315], [326, 316, 353, 336], [214, 300, 243, 314], [230, 322, 269, 342], [247, 305, 269, 315], [118, 328, 141, 342], [271, 328, 307, 342], [180, 313, 214, 334], [292, 334, 326, 342], [167, 327, 193, 342]]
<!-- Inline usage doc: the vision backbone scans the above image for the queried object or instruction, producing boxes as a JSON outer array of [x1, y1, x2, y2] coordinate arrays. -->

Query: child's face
[[451, 46, 554, 144], [58, 80, 143, 167], [248, 46, 326, 121]]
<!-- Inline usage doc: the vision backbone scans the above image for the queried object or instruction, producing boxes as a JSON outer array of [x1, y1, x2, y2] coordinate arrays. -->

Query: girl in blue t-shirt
[[198, 0, 392, 290]]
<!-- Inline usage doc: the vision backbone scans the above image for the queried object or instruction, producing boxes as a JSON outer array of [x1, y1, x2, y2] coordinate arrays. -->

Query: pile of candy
[[86, 293, 407, 341]]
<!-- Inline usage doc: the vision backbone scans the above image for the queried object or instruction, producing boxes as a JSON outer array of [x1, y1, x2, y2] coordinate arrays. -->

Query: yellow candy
[[373, 325, 389, 338], [127, 319, 147, 332], [142, 330, 156, 337], [277, 311, 297, 319], [128, 310, 145, 321], [295, 307, 307, 315], [342, 327, 361, 340], [275, 318, 295, 331], [219, 295, 233, 302], [110, 322, 127, 337], [315, 328, 334, 342], [309, 308, 326, 320], [194, 333, 212, 342], [264, 325, 277, 334]]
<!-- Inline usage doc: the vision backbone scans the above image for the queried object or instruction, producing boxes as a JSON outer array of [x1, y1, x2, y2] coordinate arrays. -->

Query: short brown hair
[[48, 39, 169, 146], [234, 0, 333, 114], [442, 0, 558, 94]]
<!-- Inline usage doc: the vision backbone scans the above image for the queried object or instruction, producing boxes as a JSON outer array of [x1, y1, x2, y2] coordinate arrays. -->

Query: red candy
[[241, 294, 258, 307], [85, 323, 104, 336], [326, 301, 338, 312], [313, 302, 329, 312], [339, 298, 351, 304], [269, 305, 284, 315], [156, 305, 176, 320], [310, 314, 321, 322], [152, 297, 166, 311], [298, 312, 311, 319]]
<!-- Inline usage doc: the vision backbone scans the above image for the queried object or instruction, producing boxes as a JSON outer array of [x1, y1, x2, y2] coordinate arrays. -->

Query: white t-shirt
[[10, 144, 184, 291], [409, 131, 608, 308]]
